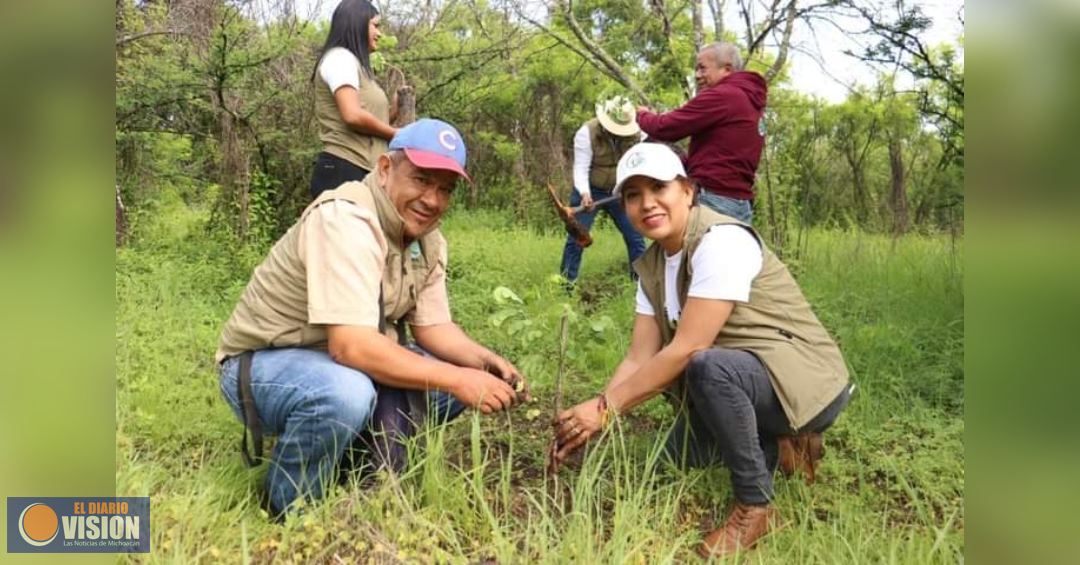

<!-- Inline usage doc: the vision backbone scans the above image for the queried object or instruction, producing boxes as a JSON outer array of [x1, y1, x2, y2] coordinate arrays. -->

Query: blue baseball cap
[[389, 118, 471, 182]]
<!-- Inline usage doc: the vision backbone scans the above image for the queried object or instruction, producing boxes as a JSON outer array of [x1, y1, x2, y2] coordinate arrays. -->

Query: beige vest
[[216, 175, 445, 362], [586, 119, 641, 190], [635, 206, 850, 430], [314, 62, 390, 172]]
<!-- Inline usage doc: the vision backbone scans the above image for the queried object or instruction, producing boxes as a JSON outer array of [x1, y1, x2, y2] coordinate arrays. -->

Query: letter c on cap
[[438, 130, 458, 151]]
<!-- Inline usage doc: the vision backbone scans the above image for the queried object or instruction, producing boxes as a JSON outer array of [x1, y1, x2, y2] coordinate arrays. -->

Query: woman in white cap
[[551, 142, 853, 558], [308, 0, 398, 198]]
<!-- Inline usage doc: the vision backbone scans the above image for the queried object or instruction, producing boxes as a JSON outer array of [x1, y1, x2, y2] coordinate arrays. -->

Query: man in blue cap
[[215, 119, 527, 518]]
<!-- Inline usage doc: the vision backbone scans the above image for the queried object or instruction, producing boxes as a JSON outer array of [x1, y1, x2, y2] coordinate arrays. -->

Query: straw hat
[[595, 96, 640, 137]]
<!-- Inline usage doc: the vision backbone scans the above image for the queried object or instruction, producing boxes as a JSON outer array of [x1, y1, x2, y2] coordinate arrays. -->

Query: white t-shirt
[[635, 225, 763, 324], [571, 124, 593, 198], [318, 47, 362, 94]]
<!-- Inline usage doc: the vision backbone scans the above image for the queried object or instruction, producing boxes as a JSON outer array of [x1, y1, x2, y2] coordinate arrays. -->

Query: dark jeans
[[559, 186, 646, 282], [664, 348, 850, 505], [309, 152, 370, 199]]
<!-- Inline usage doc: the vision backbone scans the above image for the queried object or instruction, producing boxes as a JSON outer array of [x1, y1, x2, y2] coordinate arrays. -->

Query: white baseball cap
[[613, 142, 687, 196]]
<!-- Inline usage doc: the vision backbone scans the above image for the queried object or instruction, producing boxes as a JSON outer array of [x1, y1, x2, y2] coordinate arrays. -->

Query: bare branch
[[513, 6, 611, 77], [707, 0, 726, 40], [116, 29, 189, 47], [649, 0, 674, 41], [739, 0, 754, 53], [763, 0, 798, 82], [692, 0, 704, 53], [555, 0, 649, 103]]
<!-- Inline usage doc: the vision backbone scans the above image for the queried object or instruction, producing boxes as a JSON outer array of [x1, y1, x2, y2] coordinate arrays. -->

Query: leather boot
[[777, 432, 824, 484], [697, 502, 778, 559]]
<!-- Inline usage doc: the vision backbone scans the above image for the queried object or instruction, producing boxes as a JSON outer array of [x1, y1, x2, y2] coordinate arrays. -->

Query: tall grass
[[116, 193, 963, 562]]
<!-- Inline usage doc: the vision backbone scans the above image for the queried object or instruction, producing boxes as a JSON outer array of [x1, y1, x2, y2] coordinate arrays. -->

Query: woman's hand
[[551, 397, 605, 463]]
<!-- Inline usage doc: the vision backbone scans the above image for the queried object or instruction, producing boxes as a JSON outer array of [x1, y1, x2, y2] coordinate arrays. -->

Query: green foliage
[[370, 34, 398, 72], [247, 170, 282, 247], [117, 189, 963, 562], [115, 1, 965, 559], [116, 1, 963, 241]]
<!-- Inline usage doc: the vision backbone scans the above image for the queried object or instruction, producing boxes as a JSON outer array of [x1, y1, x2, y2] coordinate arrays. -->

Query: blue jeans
[[698, 191, 753, 224], [559, 187, 646, 282], [219, 347, 465, 514]]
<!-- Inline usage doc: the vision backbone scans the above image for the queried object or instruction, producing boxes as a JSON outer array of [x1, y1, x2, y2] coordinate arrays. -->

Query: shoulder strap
[[236, 351, 263, 467]]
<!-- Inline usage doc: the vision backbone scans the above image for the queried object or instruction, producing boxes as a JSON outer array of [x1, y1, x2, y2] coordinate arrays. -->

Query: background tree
[[115, 0, 964, 248]]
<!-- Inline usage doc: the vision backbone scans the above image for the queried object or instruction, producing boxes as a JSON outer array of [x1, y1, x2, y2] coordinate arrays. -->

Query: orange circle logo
[[19, 503, 59, 546]]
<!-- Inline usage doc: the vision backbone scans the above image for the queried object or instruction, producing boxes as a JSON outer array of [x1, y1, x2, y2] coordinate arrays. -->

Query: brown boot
[[697, 502, 777, 559], [777, 432, 824, 484]]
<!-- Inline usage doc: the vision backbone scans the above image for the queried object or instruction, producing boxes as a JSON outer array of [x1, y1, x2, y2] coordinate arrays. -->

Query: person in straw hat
[[559, 96, 647, 286]]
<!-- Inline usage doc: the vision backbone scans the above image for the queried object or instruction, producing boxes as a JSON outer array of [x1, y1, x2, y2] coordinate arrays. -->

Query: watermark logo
[[18, 503, 59, 546], [7, 497, 150, 553]]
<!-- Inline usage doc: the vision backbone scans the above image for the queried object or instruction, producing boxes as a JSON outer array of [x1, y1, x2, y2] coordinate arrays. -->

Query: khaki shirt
[[215, 177, 450, 363], [299, 199, 451, 329]]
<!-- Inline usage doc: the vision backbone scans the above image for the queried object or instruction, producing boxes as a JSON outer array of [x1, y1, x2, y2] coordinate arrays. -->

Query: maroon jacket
[[637, 71, 767, 201]]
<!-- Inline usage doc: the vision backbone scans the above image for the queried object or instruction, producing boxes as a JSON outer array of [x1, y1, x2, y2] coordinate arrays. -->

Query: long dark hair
[[313, 0, 379, 80]]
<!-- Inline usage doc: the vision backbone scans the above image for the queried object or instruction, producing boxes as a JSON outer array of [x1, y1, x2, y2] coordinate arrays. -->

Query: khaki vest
[[314, 62, 390, 172], [634, 206, 850, 430], [586, 119, 641, 190], [215, 175, 445, 362]]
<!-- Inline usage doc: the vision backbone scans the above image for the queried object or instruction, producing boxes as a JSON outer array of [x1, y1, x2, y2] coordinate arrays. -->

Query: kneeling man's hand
[[452, 368, 518, 414], [481, 353, 530, 402]]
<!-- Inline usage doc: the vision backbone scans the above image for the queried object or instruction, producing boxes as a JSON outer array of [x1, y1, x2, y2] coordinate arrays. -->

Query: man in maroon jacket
[[637, 43, 767, 223]]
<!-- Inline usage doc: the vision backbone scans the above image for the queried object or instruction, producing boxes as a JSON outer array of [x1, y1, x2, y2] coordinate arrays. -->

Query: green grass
[[116, 191, 964, 563]]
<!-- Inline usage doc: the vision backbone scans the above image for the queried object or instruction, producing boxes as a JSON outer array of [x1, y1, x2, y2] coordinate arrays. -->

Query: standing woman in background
[[309, 0, 398, 198]]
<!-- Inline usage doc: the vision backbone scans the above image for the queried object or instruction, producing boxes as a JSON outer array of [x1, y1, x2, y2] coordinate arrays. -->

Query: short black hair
[[313, 0, 380, 79]]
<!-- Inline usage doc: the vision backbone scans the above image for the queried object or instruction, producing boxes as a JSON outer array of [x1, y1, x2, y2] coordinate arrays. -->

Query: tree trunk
[[845, 149, 868, 224], [223, 112, 251, 238], [888, 136, 908, 235], [392, 85, 416, 127], [763, 145, 784, 257], [543, 86, 568, 189], [707, 0, 725, 41], [214, 86, 251, 239], [467, 116, 482, 210], [692, 0, 704, 54], [764, 0, 798, 83], [115, 184, 127, 247], [511, 119, 529, 222]]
